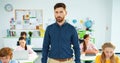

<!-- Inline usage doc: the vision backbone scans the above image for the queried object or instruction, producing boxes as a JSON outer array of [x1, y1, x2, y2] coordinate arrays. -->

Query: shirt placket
[[59, 26, 62, 58]]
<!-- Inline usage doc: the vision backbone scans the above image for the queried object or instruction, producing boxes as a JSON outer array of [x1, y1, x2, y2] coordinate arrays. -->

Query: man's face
[[54, 7, 67, 23]]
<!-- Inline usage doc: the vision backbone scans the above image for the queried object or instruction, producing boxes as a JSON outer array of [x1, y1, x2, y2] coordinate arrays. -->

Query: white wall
[[0, 0, 112, 49], [111, 0, 120, 53]]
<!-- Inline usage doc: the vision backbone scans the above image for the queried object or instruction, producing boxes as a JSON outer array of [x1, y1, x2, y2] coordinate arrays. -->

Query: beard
[[55, 16, 64, 23]]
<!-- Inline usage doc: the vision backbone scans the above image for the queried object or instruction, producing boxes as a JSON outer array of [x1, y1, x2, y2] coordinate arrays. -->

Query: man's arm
[[41, 27, 50, 63], [72, 29, 81, 63]]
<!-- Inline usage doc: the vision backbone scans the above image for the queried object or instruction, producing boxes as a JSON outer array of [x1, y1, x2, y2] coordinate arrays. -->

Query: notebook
[[12, 50, 29, 60]]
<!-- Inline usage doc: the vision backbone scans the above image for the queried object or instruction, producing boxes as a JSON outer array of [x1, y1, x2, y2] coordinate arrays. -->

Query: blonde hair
[[101, 42, 116, 63], [0, 47, 13, 59]]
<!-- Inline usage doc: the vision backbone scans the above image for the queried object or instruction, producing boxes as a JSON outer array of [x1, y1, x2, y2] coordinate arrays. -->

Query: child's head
[[19, 37, 26, 48], [18, 37, 27, 50], [83, 34, 90, 52], [20, 32, 27, 38], [0, 47, 13, 63], [102, 42, 115, 58], [83, 34, 90, 43], [101, 42, 116, 63]]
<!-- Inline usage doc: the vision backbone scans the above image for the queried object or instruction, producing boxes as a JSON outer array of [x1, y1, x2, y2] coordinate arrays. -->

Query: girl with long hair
[[95, 42, 120, 63], [14, 37, 36, 55], [80, 34, 98, 63]]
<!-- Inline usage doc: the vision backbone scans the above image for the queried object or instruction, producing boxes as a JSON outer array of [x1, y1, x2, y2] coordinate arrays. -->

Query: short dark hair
[[54, 3, 66, 10], [20, 31, 27, 36]]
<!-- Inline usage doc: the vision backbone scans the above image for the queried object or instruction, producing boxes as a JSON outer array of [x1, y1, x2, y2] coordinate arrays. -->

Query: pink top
[[14, 46, 36, 55], [80, 42, 97, 52]]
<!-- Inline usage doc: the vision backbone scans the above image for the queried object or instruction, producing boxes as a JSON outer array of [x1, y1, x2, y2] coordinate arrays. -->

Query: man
[[41, 3, 81, 63]]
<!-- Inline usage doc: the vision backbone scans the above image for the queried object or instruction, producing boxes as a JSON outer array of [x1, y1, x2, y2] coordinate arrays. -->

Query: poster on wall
[[15, 9, 43, 30]]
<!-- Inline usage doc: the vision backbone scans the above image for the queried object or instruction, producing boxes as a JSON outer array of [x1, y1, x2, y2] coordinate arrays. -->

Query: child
[[14, 37, 36, 55], [17, 32, 30, 45], [95, 42, 120, 63], [0, 47, 18, 63], [80, 34, 98, 54], [80, 34, 98, 63]]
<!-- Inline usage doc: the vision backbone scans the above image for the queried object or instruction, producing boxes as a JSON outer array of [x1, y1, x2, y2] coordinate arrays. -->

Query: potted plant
[[28, 31, 32, 37]]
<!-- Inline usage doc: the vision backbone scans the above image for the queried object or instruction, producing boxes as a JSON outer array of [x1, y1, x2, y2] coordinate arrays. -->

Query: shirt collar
[[55, 20, 67, 27]]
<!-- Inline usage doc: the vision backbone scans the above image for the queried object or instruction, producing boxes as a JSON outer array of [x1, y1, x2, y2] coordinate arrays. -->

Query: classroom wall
[[111, 0, 120, 53], [0, 0, 112, 49]]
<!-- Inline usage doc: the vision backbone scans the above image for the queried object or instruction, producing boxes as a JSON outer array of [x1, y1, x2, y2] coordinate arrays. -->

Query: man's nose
[[57, 12, 61, 16]]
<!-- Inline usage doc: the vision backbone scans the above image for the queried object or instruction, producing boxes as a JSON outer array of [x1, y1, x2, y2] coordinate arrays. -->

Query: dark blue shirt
[[26, 37, 31, 45], [41, 22, 81, 63]]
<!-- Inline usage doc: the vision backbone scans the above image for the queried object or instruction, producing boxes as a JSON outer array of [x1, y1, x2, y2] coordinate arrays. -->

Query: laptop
[[12, 50, 29, 60], [85, 53, 96, 56]]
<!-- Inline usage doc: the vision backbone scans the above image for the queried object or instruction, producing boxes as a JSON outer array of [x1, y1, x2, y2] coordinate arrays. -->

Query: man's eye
[[60, 11, 63, 13]]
